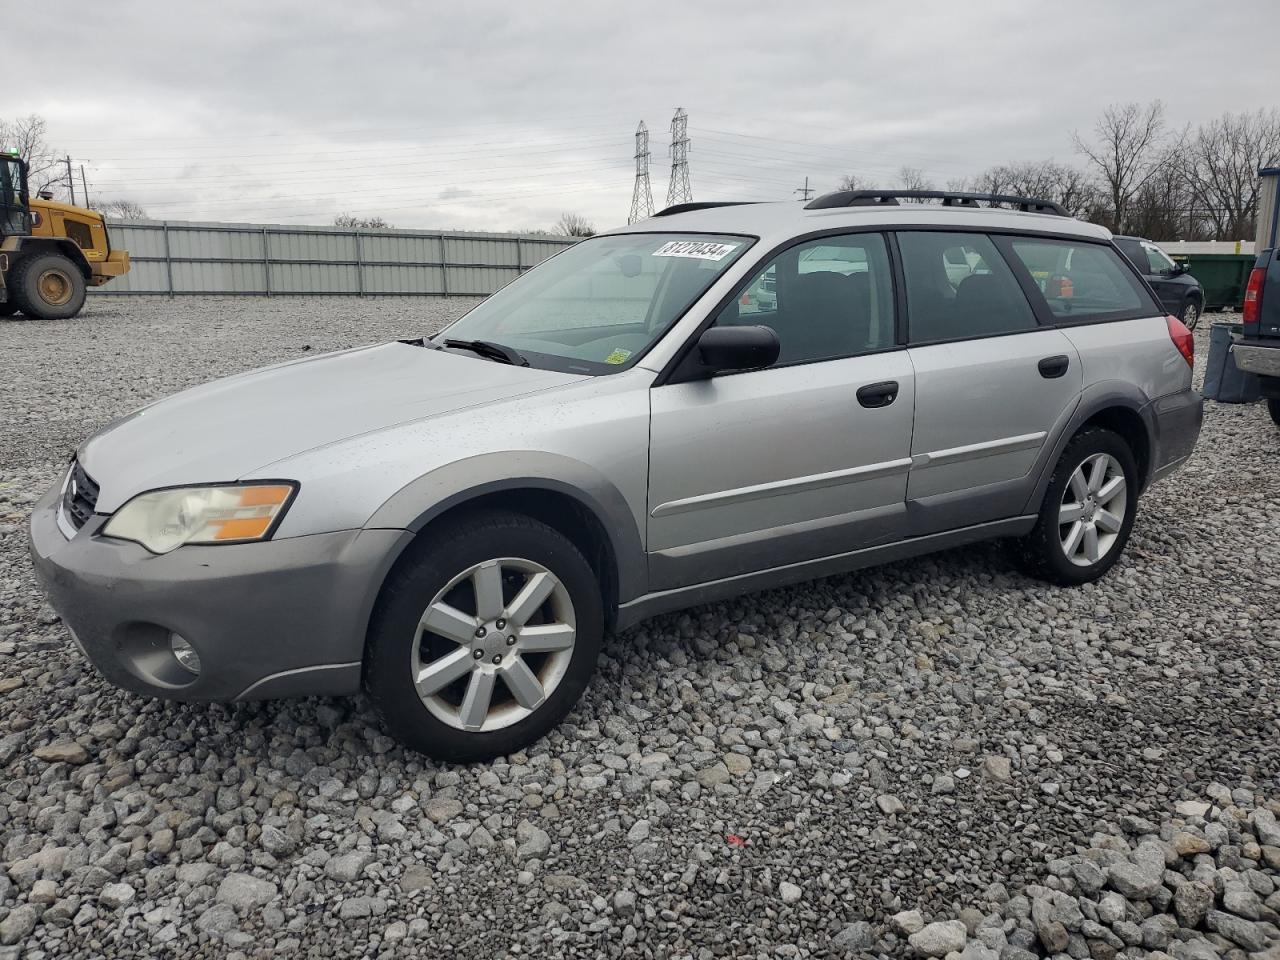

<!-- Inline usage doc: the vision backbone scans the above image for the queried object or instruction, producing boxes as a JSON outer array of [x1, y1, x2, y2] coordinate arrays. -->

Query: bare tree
[[1073, 101, 1167, 233], [1181, 109, 1280, 240], [334, 213, 392, 229], [1126, 144, 1201, 240], [837, 174, 877, 191], [553, 212, 595, 237], [0, 114, 65, 198], [98, 199, 149, 220], [947, 160, 1100, 217], [897, 166, 934, 194]]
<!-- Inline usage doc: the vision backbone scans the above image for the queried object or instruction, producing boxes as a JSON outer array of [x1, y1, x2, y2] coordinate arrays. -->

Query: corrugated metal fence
[[92, 219, 579, 297]]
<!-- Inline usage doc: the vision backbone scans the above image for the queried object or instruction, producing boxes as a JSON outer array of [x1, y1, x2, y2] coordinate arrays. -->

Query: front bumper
[[27, 481, 410, 702], [1147, 387, 1203, 485]]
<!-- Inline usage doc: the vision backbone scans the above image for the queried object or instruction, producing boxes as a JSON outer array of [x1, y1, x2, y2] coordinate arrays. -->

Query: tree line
[[841, 102, 1280, 241]]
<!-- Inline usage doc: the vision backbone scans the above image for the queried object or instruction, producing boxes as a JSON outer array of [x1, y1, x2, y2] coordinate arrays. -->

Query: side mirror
[[696, 325, 780, 373]]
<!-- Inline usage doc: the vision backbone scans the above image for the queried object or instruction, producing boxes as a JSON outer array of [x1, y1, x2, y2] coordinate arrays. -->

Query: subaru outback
[[29, 189, 1203, 761]]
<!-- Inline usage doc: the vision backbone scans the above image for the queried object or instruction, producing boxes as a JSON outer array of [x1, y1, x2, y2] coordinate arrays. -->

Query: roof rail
[[653, 201, 757, 217], [805, 189, 1067, 217]]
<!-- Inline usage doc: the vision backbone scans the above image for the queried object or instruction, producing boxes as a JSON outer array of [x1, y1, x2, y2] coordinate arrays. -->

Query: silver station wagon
[[29, 189, 1203, 761]]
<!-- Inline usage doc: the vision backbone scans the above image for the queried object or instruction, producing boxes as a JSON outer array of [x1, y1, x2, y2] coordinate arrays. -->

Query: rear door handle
[[1038, 355, 1069, 379], [856, 380, 899, 408]]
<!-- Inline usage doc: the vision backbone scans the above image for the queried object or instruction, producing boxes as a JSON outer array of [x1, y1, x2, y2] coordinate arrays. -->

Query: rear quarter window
[[1006, 238, 1157, 323]]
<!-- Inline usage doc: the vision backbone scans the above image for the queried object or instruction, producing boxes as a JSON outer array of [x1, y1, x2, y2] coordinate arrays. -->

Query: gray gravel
[[1, 298, 1278, 959]]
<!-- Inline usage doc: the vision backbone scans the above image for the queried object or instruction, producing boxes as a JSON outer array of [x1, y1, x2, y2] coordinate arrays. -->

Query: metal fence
[[91, 219, 580, 297]]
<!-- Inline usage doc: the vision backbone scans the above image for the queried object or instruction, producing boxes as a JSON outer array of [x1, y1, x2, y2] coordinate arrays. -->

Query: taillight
[[1242, 266, 1265, 335], [1166, 315, 1194, 367]]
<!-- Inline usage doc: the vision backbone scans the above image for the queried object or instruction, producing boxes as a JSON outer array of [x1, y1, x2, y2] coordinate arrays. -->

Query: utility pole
[[628, 121, 655, 224], [666, 108, 692, 207], [80, 165, 90, 208], [794, 176, 813, 201], [64, 156, 76, 205]]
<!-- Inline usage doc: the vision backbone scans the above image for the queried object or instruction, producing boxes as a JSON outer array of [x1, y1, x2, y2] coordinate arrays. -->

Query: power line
[[666, 108, 692, 207], [628, 121, 655, 223]]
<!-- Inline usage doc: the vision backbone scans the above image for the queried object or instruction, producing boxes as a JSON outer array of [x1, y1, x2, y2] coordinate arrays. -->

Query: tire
[[0, 301, 18, 317], [1016, 428, 1139, 586], [364, 509, 604, 762], [1268, 398, 1280, 428], [10, 252, 87, 320], [1179, 297, 1201, 331]]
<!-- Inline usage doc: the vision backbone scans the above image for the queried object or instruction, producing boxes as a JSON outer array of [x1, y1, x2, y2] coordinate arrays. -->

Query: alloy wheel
[[1058, 452, 1127, 567], [1182, 301, 1200, 331], [411, 557, 577, 732]]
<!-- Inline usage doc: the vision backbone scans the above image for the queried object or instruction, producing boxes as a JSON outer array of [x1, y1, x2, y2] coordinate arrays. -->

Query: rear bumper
[[1147, 387, 1203, 484], [27, 480, 410, 702], [1231, 340, 1280, 380]]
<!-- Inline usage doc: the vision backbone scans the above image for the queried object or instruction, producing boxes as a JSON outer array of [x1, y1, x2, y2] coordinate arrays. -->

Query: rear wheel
[[1017, 428, 1139, 586], [1179, 297, 1201, 331], [1268, 398, 1280, 428], [364, 510, 603, 762], [11, 252, 87, 320]]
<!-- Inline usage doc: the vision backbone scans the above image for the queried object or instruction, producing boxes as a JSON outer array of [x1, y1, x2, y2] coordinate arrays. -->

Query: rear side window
[[898, 232, 1037, 344], [1007, 239, 1152, 322]]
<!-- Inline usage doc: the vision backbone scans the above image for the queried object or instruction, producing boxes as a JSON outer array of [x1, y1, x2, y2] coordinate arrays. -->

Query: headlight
[[102, 483, 297, 554]]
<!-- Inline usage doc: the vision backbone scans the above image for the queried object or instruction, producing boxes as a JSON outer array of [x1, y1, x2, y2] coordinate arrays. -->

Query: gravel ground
[[0, 298, 1277, 960]]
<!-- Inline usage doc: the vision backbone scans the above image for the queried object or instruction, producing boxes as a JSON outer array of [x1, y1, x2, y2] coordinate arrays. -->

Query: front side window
[[898, 231, 1037, 344], [1008, 238, 1150, 321], [715, 233, 894, 365], [1141, 241, 1178, 275], [436, 233, 752, 374]]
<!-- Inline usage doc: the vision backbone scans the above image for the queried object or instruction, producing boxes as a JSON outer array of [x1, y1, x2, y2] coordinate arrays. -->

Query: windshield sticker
[[604, 348, 633, 365], [652, 240, 739, 262]]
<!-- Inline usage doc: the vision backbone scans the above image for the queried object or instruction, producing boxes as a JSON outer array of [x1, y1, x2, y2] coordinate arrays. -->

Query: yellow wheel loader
[[1, 150, 129, 319]]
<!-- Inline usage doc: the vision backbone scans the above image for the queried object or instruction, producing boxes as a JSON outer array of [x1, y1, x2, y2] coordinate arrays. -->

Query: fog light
[[169, 633, 201, 675]]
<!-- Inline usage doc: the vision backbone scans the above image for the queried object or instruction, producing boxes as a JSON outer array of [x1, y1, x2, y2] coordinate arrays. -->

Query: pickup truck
[[1231, 247, 1280, 427]]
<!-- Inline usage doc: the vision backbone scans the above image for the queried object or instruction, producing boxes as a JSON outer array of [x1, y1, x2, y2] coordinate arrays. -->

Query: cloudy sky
[[10, 0, 1276, 232]]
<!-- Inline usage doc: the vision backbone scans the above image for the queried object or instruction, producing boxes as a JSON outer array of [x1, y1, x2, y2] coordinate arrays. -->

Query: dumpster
[[1169, 253, 1255, 311], [1202, 322, 1261, 402]]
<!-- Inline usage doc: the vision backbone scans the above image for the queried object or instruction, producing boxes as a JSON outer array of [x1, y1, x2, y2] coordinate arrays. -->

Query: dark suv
[[1231, 248, 1280, 427], [1113, 236, 1204, 330]]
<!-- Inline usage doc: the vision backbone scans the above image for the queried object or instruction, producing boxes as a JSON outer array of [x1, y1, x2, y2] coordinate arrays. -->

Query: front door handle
[[1038, 355, 1069, 379], [856, 380, 899, 408]]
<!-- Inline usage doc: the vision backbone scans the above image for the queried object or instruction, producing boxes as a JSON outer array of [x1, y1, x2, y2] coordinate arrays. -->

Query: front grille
[[62, 462, 100, 530]]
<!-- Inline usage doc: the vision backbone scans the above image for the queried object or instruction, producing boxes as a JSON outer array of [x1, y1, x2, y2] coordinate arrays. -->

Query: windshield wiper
[[442, 338, 529, 367]]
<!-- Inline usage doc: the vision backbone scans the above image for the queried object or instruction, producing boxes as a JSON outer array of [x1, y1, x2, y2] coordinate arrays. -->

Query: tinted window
[[898, 232, 1036, 343], [1113, 238, 1149, 274], [1009, 239, 1148, 321], [716, 233, 894, 364]]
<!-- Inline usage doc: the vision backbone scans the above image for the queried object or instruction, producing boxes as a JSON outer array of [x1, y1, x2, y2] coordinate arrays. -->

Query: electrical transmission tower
[[666, 107, 692, 207], [628, 121, 655, 223]]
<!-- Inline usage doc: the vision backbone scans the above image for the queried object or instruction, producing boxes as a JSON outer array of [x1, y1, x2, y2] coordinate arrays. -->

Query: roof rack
[[653, 201, 757, 217], [805, 189, 1067, 217]]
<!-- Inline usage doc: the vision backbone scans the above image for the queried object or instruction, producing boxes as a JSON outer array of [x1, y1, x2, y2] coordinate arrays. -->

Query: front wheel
[[1268, 398, 1280, 428], [1017, 428, 1139, 586], [11, 252, 87, 320], [364, 510, 603, 762], [1180, 298, 1201, 331]]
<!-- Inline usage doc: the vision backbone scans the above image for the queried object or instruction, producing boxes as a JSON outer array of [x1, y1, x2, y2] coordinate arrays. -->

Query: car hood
[[80, 342, 587, 513]]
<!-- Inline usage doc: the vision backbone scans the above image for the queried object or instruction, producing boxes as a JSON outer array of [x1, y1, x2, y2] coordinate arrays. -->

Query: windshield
[[434, 232, 753, 374]]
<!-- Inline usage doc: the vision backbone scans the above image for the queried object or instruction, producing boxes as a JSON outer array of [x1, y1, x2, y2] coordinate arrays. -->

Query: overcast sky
[[10, 0, 1276, 232]]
